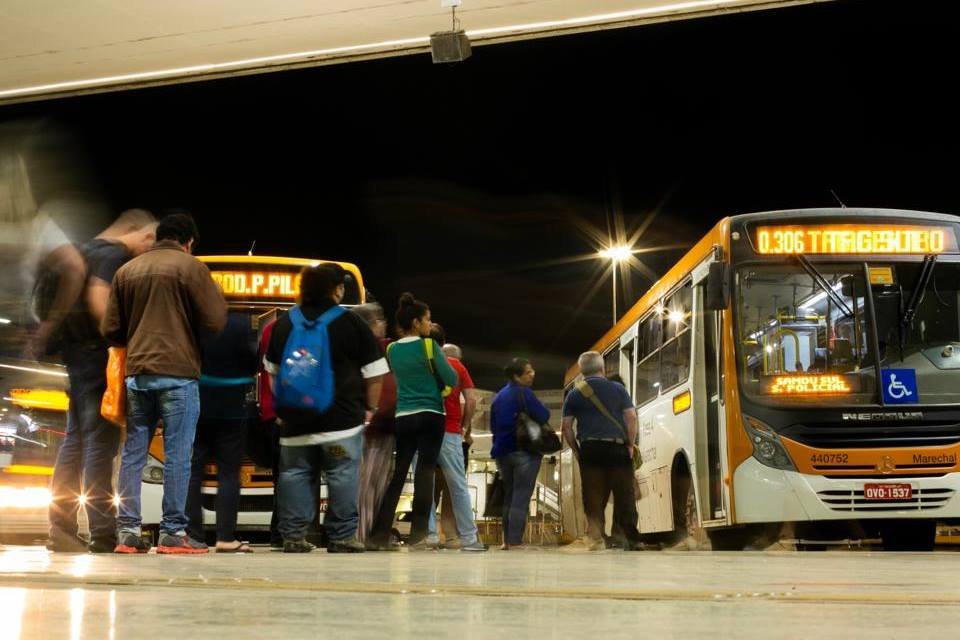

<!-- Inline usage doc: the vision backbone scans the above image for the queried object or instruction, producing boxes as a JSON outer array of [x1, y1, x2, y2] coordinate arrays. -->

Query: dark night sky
[[3, 0, 959, 387]]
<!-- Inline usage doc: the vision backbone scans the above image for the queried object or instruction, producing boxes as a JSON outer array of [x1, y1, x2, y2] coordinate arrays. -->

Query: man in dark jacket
[[102, 212, 227, 554]]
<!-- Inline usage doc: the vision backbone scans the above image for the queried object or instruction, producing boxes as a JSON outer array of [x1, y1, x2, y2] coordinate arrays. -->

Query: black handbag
[[514, 388, 562, 455], [484, 472, 505, 518]]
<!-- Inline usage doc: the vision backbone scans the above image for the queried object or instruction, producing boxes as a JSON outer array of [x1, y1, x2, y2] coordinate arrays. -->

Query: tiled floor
[[1, 545, 958, 639]]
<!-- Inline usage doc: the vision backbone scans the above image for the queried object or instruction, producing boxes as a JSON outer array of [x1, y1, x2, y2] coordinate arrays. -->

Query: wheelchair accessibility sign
[[881, 369, 919, 404]]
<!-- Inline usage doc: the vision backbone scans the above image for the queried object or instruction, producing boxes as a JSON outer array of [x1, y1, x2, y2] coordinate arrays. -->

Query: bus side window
[[660, 282, 693, 391], [635, 312, 661, 406]]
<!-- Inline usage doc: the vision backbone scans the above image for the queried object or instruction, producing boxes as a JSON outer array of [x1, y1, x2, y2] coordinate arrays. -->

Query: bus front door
[[694, 281, 728, 524]]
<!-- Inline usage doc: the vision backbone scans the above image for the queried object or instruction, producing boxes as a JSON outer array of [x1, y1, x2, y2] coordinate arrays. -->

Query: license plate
[[863, 483, 913, 501]]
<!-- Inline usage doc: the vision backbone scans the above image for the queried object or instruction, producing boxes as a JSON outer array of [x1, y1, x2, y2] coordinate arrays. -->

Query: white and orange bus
[[561, 209, 960, 551]]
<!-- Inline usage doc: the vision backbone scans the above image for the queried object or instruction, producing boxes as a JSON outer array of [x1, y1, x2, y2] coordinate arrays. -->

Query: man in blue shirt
[[561, 351, 642, 551]]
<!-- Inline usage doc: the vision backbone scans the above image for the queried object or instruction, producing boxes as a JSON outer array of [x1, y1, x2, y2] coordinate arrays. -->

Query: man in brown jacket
[[102, 212, 227, 554]]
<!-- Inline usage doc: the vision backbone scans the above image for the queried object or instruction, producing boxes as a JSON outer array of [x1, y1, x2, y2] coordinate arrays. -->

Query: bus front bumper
[[733, 457, 960, 522]]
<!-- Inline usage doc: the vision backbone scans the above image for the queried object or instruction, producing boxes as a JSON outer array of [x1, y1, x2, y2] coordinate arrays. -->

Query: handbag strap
[[575, 379, 629, 441]]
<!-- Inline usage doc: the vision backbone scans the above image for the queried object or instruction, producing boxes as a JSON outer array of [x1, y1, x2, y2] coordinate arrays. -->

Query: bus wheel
[[671, 471, 708, 550], [879, 520, 936, 551], [706, 528, 751, 551]]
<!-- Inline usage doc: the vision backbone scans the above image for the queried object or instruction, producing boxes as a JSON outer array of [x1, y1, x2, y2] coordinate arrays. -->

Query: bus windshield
[[736, 260, 960, 406]]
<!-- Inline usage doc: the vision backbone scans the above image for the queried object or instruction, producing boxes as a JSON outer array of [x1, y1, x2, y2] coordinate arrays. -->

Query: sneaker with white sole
[[460, 540, 488, 552], [156, 532, 208, 555]]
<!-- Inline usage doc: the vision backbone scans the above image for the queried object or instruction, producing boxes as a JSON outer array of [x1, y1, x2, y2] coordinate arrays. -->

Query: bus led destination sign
[[767, 374, 852, 395], [755, 224, 956, 255], [211, 271, 300, 299]]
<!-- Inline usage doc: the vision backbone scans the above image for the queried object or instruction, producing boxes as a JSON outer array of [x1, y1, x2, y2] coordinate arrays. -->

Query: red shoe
[[114, 531, 152, 554]]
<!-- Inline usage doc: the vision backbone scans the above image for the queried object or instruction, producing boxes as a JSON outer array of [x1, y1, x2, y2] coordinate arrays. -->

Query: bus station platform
[[1, 545, 958, 639]]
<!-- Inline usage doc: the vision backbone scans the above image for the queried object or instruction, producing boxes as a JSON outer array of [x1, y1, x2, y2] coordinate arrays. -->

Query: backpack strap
[[318, 305, 346, 326], [575, 379, 628, 440], [288, 305, 310, 327]]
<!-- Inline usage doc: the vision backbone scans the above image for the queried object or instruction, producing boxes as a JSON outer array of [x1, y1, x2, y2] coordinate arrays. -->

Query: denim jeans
[[496, 450, 542, 545], [370, 412, 444, 545], [49, 346, 121, 543], [424, 433, 478, 544], [185, 419, 247, 542], [278, 430, 362, 542], [116, 379, 200, 535]]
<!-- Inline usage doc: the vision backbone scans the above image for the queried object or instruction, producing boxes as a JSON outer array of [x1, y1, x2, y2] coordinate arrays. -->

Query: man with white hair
[[561, 350, 643, 551], [419, 329, 486, 551]]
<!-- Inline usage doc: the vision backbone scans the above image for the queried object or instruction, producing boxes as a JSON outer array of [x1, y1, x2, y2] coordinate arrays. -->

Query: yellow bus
[[0, 255, 365, 541], [143, 255, 366, 535], [561, 208, 960, 551]]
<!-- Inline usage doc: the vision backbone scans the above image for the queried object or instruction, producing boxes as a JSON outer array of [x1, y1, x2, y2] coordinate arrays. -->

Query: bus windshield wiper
[[793, 254, 853, 318], [901, 254, 937, 330]]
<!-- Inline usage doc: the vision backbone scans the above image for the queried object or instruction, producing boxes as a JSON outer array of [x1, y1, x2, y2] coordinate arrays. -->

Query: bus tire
[[706, 528, 751, 551], [670, 463, 707, 550], [879, 520, 936, 551]]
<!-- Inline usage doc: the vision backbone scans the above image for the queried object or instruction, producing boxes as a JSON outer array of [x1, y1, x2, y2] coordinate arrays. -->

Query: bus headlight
[[742, 415, 796, 471], [142, 455, 164, 484]]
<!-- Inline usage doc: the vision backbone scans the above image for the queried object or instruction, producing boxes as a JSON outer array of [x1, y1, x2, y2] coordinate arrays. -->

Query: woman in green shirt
[[368, 293, 459, 549]]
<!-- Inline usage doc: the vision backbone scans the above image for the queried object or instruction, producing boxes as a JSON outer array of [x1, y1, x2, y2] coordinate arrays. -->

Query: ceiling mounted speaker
[[430, 30, 472, 63]]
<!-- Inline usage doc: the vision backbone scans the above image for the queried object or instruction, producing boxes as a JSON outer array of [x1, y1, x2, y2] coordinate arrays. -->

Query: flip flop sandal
[[216, 542, 254, 553]]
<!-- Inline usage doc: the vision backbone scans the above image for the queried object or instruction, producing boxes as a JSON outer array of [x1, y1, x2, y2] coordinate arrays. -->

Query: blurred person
[[490, 357, 550, 550], [47, 208, 156, 553], [0, 149, 86, 359], [185, 310, 259, 553], [103, 212, 227, 554], [264, 265, 386, 553], [352, 302, 398, 543], [421, 340, 485, 551], [256, 317, 284, 550], [367, 293, 458, 551], [561, 351, 642, 552]]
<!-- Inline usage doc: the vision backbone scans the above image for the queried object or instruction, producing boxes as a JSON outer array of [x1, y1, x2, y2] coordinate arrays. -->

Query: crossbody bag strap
[[575, 379, 628, 440]]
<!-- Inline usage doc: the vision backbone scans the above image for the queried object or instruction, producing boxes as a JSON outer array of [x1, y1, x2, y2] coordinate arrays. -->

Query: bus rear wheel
[[879, 520, 936, 551]]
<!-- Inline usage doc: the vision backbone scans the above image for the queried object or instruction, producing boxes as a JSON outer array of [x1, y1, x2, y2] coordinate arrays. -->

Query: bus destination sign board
[[755, 224, 957, 255], [211, 270, 301, 299]]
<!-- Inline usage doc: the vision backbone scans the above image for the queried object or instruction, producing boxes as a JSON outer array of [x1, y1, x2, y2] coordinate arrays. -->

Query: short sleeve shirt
[[562, 377, 635, 442], [444, 358, 475, 434], [264, 300, 389, 436], [63, 238, 131, 348]]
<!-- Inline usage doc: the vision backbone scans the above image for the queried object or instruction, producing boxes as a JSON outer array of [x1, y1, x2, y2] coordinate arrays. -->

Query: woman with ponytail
[[367, 293, 459, 550]]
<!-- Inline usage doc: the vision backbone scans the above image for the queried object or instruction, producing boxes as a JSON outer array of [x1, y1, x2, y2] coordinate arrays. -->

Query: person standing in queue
[[367, 293, 458, 551], [421, 340, 485, 551], [351, 302, 398, 543], [560, 351, 643, 552], [47, 209, 157, 553], [184, 310, 260, 553], [264, 264, 387, 553], [490, 357, 550, 550], [102, 212, 227, 554]]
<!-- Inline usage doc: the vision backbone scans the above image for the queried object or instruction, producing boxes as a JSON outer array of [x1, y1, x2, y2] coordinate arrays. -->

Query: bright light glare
[[599, 245, 633, 262], [0, 486, 52, 508], [112, 495, 121, 508], [668, 310, 685, 324], [0, 318, 11, 325]]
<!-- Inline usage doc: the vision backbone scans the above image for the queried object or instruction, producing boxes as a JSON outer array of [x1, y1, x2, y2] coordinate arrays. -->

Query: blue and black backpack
[[275, 305, 345, 414]]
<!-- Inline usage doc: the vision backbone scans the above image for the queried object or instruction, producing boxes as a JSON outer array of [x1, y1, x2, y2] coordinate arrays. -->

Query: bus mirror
[[705, 262, 729, 311]]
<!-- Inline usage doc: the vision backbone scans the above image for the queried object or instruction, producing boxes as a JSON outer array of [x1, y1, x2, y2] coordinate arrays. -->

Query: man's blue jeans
[[426, 433, 479, 544], [116, 379, 200, 536], [496, 450, 542, 545], [278, 430, 362, 542]]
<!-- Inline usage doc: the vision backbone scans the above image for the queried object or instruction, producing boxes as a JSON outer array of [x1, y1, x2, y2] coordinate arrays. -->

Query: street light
[[599, 245, 633, 325]]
